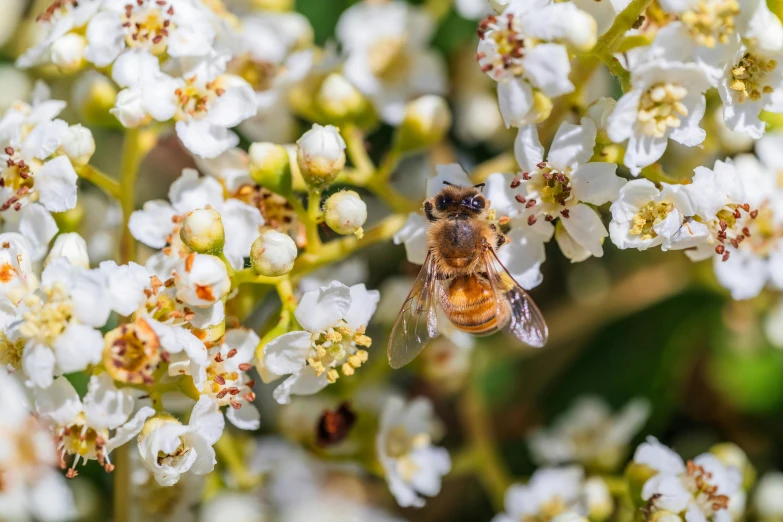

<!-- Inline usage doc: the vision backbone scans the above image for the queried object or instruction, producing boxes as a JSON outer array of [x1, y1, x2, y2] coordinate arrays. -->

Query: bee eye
[[472, 197, 485, 210], [435, 195, 450, 210]]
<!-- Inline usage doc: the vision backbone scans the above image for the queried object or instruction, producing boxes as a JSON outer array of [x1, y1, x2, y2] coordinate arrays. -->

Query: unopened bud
[[110, 88, 150, 128], [584, 477, 612, 521], [296, 124, 346, 189], [45, 233, 90, 269], [625, 461, 657, 507], [250, 230, 298, 277], [61, 124, 95, 166], [50, 33, 86, 74], [711, 442, 756, 490], [396, 95, 451, 153], [248, 142, 292, 193], [72, 71, 118, 127], [316, 74, 368, 122], [489, 0, 510, 12], [533, 91, 554, 123], [179, 209, 225, 255], [567, 10, 597, 51], [324, 190, 367, 238]]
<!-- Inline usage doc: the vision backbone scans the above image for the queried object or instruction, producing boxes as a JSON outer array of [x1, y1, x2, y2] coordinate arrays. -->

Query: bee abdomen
[[441, 276, 508, 334]]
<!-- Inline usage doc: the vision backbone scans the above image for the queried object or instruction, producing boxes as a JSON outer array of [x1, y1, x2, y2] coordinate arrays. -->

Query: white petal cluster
[[336, 1, 447, 124], [263, 281, 379, 404], [376, 396, 451, 508], [528, 396, 651, 471], [476, 0, 596, 127], [633, 437, 743, 522]]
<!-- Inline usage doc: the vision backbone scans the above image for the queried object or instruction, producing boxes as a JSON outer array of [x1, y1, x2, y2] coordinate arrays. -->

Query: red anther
[[527, 215, 537, 225], [514, 194, 526, 204], [510, 177, 520, 188]]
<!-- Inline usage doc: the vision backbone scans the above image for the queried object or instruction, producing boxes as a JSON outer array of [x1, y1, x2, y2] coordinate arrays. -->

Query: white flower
[[60, 124, 95, 166], [455, 0, 492, 19], [263, 282, 379, 404], [718, 43, 783, 139], [45, 232, 90, 269], [84, 0, 217, 68], [16, 0, 102, 69], [337, 0, 447, 124], [233, 11, 314, 144], [324, 190, 367, 237], [528, 396, 650, 471], [34, 373, 155, 474], [109, 51, 180, 129], [129, 168, 264, 276], [0, 368, 76, 522], [633, 437, 742, 522], [607, 60, 712, 175], [492, 467, 588, 522], [683, 156, 783, 299], [609, 179, 708, 251], [507, 119, 625, 261], [251, 230, 298, 277], [754, 472, 783, 520], [0, 233, 39, 304], [654, 0, 782, 54], [173, 56, 258, 159], [202, 328, 260, 430], [0, 96, 81, 214], [377, 396, 451, 508], [2, 260, 103, 388], [137, 395, 225, 486], [477, 0, 596, 126]]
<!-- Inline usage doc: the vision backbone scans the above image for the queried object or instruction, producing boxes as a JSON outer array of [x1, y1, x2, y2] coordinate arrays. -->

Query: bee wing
[[481, 246, 548, 348], [388, 253, 441, 369]]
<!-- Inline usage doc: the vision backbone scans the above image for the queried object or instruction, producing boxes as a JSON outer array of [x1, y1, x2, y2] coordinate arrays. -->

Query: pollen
[[637, 83, 689, 138], [730, 52, 777, 103], [384, 426, 431, 481], [19, 283, 73, 346], [680, 0, 740, 48], [630, 201, 675, 240], [122, 0, 176, 55], [306, 322, 372, 382], [174, 76, 227, 121], [103, 318, 162, 385]]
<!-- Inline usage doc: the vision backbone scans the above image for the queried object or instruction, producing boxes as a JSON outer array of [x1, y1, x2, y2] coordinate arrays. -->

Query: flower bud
[[296, 124, 346, 189], [489, 0, 510, 12], [61, 124, 95, 167], [396, 95, 451, 153], [533, 91, 554, 123], [179, 209, 225, 255], [45, 232, 90, 269], [72, 71, 118, 127], [584, 477, 613, 521], [248, 142, 292, 194], [250, 230, 297, 277], [316, 74, 368, 122], [110, 88, 150, 128], [625, 461, 657, 506], [324, 190, 367, 238], [711, 442, 756, 490], [250, 0, 294, 11], [50, 33, 87, 74]]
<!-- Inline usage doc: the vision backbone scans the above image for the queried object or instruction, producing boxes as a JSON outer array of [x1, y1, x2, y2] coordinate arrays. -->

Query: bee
[[388, 181, 548, 369]]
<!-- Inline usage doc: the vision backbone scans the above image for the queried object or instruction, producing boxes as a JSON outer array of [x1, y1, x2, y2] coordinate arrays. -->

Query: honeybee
[[388, 181, 548, 369]]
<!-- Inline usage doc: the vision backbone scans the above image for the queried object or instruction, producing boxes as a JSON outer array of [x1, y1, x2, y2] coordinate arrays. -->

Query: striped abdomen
[[440, 275, 509, 335]]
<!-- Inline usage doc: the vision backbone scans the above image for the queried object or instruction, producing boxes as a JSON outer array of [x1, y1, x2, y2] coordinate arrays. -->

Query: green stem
[[459, 373, 512, 512], [76, 164, 121, 198], [341, 124, 374, 177], [589, 0, 653, 92], [232, 214, 407, 288], [214, 431, 257, 490], [374, 149, 401, 184], [119, 128, 156, 263], [306, 188, 323, 254], [113, 445, 131, 522]]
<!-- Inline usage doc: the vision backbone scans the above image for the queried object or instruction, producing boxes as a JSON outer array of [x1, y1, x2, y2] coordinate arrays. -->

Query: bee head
[[433, 182, 487, 217]]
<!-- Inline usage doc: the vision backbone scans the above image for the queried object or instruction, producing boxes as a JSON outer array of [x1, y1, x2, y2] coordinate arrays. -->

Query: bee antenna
[[442, 181, 456, 187], [473, 183, 486, 192]]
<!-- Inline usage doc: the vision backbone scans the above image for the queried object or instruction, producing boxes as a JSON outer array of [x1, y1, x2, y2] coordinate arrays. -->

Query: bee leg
[[496, 234, 506, 249], [424, 201, 437, 222]]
